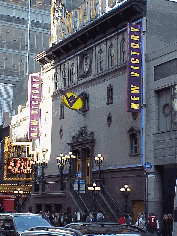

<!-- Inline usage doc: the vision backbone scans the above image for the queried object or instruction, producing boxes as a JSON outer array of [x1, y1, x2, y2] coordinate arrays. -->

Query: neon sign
[[7, 158, 32, 174]]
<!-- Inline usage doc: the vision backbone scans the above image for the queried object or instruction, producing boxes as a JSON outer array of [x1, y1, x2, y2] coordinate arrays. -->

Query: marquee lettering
[[131, 35, 139, 41], [131, 58, 139, 64], [131, 51, 139, 55], [131, 85, 139, 93], [131, 72, 139, 77], [31, 120, 38, 126], [131, 27, 139, 32], [91, 0, 97, 18], [78, 4, 84, 26], [7, 158, 32, 174], [131, 66, 139, 70], [131, 43, 139, 48], [131, 103, 139, 109], [66, 12, 73, 34]]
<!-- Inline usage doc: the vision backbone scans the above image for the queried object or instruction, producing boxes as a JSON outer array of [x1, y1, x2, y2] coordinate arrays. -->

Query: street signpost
[[79, 179, 85, 193], [143, 162, 152, 172], [148, 172, 155, 178], [143, 162, 152, 225], [74, 174, 85, 220], [76, 172, 82, 178]]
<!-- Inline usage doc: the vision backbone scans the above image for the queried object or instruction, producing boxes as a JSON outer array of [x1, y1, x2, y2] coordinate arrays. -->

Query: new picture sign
[[127, 23, 142, 113], [29, 76, 41, 139]]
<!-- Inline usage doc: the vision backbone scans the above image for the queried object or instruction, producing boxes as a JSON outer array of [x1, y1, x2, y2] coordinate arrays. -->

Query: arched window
[[62, 65, 66, 87], [120, 38, 126, 63], [127, 127, 140, 155], [108, 44, 114, 68], [98, 49, 103, 72], [69, 63, 75, 85]]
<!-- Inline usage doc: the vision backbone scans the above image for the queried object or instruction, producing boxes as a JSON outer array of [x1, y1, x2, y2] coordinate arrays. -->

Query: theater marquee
[[4, 137, 35, 181], [127, 23, 142, 113]]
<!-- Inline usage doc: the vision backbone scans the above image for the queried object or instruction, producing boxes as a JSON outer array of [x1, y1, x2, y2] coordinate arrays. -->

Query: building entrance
[[132, 200, 143, 224], [68, 127, 95, 185]]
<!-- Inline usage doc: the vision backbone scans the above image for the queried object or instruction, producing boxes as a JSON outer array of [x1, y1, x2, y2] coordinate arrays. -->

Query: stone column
[[52, 203, 55, 212], [42, 203, 46, 214]]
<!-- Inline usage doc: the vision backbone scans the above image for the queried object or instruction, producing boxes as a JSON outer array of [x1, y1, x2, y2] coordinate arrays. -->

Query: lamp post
[[56, 153, 67, 190], [38, 150, 48, 193], [120, 185, 131, 213], [39, 160, 48, 193], [65, 152, 76, 178], [94, 154, 104, 179], [88, 183, 101, 212], [14, 188, 23, 213]]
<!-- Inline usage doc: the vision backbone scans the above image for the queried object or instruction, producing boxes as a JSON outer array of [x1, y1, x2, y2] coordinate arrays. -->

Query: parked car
[[21, 226, 83, 236], [0, 213, 52, 236], [65, 222, 152, 236]]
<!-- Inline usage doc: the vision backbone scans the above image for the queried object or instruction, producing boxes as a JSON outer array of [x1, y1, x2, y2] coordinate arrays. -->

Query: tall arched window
[[69, 63, 75, 85], [62, 65, 67, 87], [98, 49, 103, 73], [127, 127, 140, 155], [108, 44, 114, 68], [120, 38, 126, 63]]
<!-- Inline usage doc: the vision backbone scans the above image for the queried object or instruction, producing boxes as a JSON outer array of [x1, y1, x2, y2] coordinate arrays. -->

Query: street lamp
[[65, 152, 76, 178], [56, 153, 67, 190], [14, 188, 23, 213], [94, 154, 104, 179], [120, 184, 131, 213], [88, 183, 101, 212]]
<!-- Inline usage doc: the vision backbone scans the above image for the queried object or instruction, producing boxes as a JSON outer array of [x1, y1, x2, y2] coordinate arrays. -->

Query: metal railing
[[100, 183, 121, 218], [95, 198, 111, 222], [19, 186, 32, 212], [70, 182, 89, 213]]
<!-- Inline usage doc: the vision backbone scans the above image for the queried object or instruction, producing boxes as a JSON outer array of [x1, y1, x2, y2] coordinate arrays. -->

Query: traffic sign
[[76, 172, 82, 178], [143, 162, 152, 172], [148, 172, 155, 178]]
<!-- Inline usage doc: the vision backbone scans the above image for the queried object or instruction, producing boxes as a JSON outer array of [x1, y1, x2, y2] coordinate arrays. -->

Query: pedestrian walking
[[86, 213, 95, 222], [126, 213, 132, 225], [135, 212, 146, 229], [167, 214, 173, 236], [162, 214, 168, 236], [97, 211, 104, 222], [82, 210, 87, 222], [119, 214, 126, 224], [147, 212, 158, 235]]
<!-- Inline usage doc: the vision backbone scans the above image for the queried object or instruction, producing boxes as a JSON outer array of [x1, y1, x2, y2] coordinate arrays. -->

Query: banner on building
[[127, 23, 142, 113], [29, 75, 41, 139]]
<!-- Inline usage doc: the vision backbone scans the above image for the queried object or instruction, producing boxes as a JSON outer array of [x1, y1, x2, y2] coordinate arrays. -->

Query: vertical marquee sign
[[29, 75, 41, 139], [127, 23, 142, 113]]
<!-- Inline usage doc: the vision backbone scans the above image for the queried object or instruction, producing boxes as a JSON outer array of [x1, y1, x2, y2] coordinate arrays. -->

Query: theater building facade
[[32, 0, 147, 223]]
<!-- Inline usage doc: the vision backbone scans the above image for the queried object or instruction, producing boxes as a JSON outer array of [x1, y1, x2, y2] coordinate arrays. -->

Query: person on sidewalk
[[147, 212, 158, 235], [119, 214, 126, 224]]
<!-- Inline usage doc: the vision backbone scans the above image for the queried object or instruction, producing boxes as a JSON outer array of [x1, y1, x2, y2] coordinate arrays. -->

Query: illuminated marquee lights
[[127, 23, 142, 113], [3, 138, 35, 181], [7, 158, 33, 174]]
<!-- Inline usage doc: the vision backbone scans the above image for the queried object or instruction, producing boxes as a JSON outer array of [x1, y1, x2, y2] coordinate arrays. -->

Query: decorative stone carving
[[71, 126, 94, 143], [79, 50, 93, 79], [107, 113, 112, 127]]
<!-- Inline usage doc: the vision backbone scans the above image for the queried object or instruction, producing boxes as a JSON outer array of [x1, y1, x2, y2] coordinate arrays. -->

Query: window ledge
[[106, 102, 113, 105], [129, 153, 140, 157]]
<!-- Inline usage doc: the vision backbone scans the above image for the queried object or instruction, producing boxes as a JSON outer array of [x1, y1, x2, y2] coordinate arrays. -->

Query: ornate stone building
[[32, 0, 147, 223]]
